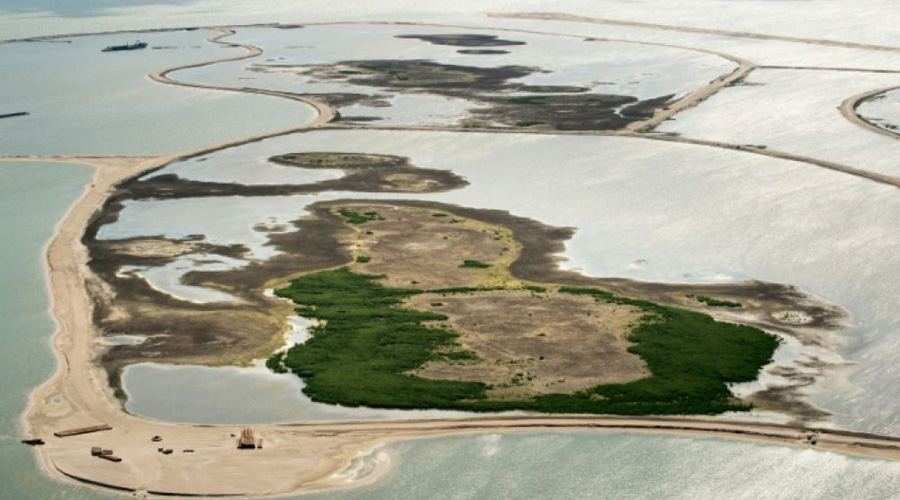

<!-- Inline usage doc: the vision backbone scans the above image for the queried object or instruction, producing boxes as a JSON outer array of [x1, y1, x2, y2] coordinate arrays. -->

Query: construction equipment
[[236, 428, 260, 449]]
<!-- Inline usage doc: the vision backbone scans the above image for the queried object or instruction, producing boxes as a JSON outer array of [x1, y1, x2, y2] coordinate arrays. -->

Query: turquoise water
[[0, 161, 117, 500]]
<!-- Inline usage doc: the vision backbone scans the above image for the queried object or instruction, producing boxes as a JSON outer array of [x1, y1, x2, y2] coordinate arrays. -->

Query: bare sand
[[12, 23, 900, 500], [148, 28, 336, 122]]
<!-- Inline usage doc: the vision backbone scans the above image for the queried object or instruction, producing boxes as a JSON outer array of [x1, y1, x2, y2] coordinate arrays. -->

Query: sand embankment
[[840, 85, 900, 140]]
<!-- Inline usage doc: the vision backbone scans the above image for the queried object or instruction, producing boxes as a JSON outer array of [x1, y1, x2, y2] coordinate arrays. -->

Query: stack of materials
[[90, 447, 122, 462]]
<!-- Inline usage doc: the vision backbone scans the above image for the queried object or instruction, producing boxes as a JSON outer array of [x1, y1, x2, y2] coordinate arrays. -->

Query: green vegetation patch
[[266, 351, 288, 374], [271, 269, 777, 415], [273, 268, 485, 408], [356, 255, 371, 263], [459, 259, 492, 269], [337, 208, 385, 225], [552, 287, 775, 414], [506, 95, 549, 105], [269, 152, 406, 169], [688, 294, 743, 308]]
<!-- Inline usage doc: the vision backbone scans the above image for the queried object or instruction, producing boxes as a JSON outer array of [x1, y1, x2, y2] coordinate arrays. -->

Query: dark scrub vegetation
[[271, 269, 778, 415], [459, 259, 492, 268], [688, 294, 743, 308]]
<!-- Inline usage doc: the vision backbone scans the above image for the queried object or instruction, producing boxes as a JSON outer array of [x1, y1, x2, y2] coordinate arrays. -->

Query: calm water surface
[[0, 162, 118, 500], [0, 30, 314, 155]]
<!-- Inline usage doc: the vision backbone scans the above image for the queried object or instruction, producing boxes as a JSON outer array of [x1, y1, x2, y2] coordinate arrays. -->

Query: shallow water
[[306, 433, 900, 500], [147, 138, 343, 185], [168, 24, 734, 128], [657, 68, 900, 177], [0, 30, 314, 155], [4, 0, 900, 49], [857, 89, 900, 135], [107, 129, 900, 434], [0, 162, 118, 500], [122, 253, 246, 303], [123, 362, 478, 424], [99, 194, 323, 259]]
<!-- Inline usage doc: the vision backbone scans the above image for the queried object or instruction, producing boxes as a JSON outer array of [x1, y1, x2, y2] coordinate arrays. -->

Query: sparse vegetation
[[273, 268, 485, 408], [459, 259, 491, 269], [506, 96, 549, 105], [337, 208, 385, 225], [431, 285, 510, 294], [554, 287, 776, 414], [356, 255, 371, 263], [688, 294, 743, 308]]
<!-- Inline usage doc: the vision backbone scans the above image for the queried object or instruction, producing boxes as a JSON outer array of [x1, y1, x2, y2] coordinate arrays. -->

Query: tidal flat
[[169, 24, 735, 128], [87, 129, 881, 426]]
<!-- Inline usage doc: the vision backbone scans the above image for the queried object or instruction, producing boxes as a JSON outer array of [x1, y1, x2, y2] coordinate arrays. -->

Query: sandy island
[[15, 124, 900, 500], [11, 23, 900, 499]]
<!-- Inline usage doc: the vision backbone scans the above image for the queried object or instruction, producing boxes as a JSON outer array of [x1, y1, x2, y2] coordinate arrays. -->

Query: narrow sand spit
[[841, 85, 900, 140], [11, 24, 900, 499]]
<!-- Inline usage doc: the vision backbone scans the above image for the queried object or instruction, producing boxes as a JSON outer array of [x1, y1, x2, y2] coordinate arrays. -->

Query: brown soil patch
[[339, 203, 519, 289], [407, 290, 648, 399], [105, 238, 197, 258]]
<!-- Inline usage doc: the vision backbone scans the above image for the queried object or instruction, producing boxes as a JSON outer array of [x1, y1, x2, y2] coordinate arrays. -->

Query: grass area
[[688, 294, 743, 308], [337, 208, 385, 225], [506, 96, 548, 105], [356, 255, 371, 263], [550, 287, 775, 414], [459, 259, 492, 269], [273, 268, 485, 408], [271, 269, 778, 415], [357, 63, 412, 81], [266, 351, 288, 374]]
